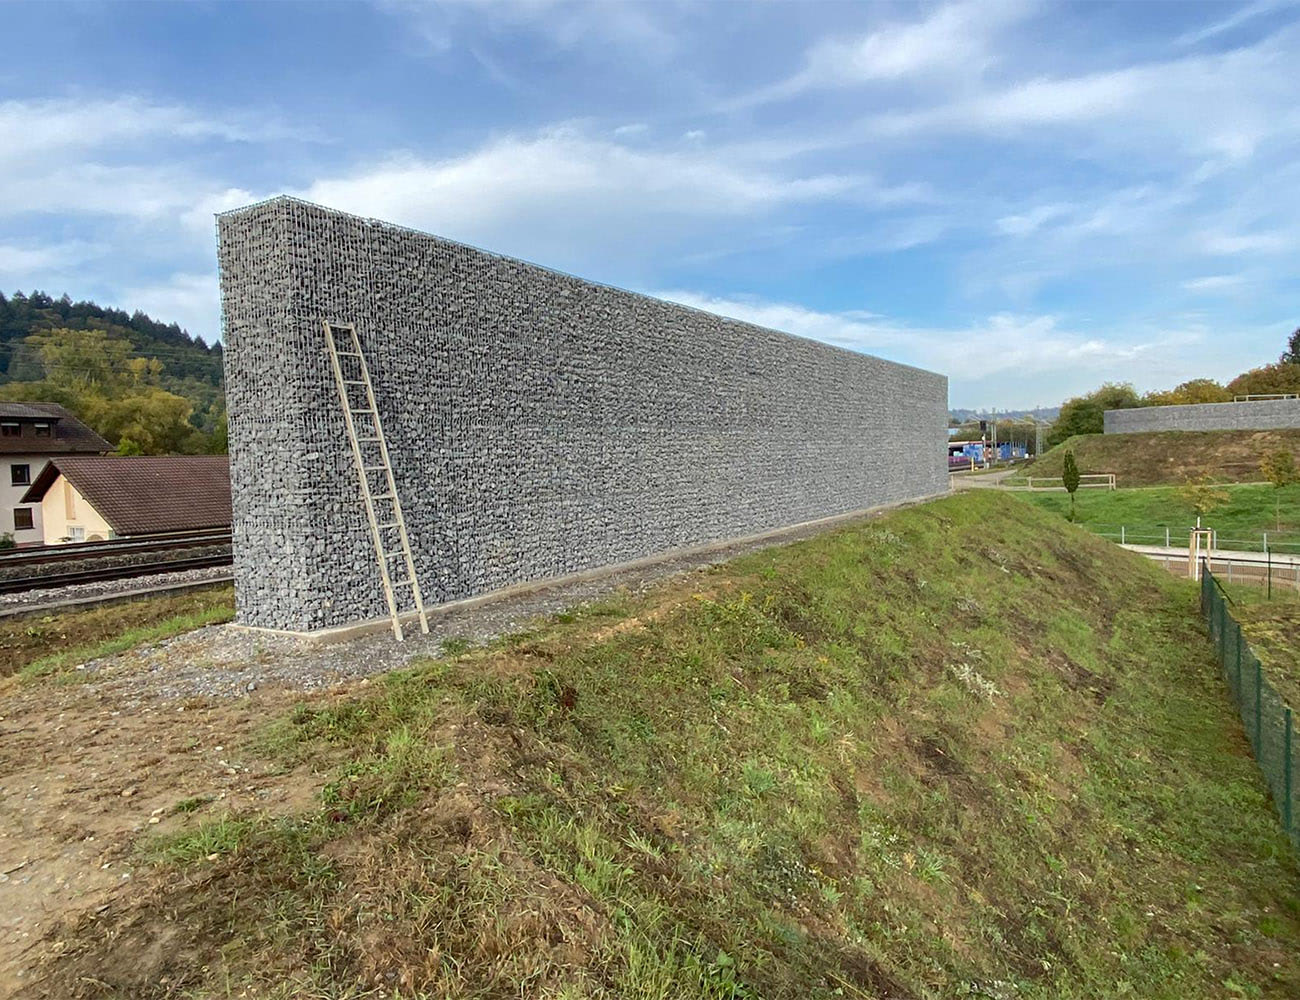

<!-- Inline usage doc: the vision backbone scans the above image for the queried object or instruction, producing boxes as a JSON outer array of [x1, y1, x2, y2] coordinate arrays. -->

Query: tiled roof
[[21, 455, 231, 536], [0, 402, 110, 455]]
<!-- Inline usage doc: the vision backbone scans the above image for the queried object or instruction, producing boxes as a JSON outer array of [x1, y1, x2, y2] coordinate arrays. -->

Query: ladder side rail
[[325, 322, 406, 640], [347, 326, 431, 634]]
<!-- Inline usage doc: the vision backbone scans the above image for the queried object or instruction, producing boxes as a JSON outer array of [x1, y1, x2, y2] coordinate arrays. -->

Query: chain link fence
[[1200, 566, 1298, 851]]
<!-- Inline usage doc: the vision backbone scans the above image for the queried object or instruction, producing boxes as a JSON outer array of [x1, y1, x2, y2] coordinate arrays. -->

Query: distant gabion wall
[[217, 197, 949, 632], [1105, 399, 1300, 434]]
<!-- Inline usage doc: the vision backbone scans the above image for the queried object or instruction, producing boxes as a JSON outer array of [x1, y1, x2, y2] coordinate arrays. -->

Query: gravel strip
[[77, 505, 912, 702], [0, 565, 234, 612]]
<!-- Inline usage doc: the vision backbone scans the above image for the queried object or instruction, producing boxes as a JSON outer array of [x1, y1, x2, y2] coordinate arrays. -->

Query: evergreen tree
[[1062, 450, 1081, 522]]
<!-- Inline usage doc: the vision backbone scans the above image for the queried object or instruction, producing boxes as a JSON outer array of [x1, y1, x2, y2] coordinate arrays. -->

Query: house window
[[33, 422, 50, 437], [67, 525, 85, 543], [0, 422, 18, 437], [10, 464, 30, 486], [12, 508, 32, 531]]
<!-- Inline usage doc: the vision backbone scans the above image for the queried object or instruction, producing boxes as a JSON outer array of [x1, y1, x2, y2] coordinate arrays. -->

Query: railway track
[[0, 552, 233, 594], [0, 530, 232, 568], [0, 531, 234, 593]]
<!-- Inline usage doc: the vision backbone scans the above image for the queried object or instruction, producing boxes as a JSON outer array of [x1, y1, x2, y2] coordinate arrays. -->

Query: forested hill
[[0, 290, 222, 386], [0, 290, 226, 454]]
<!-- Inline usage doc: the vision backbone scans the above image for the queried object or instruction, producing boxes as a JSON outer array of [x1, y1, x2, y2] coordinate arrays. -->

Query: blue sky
[[1, 0, 1297, 409]]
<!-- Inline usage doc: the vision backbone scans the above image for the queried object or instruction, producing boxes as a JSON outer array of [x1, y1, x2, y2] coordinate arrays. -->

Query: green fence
[[1200, 566, 1298, 850]]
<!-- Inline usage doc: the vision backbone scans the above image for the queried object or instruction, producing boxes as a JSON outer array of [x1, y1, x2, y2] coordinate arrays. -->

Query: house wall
[[1105, 399, 1300, 434], [218, 197, 950, 633], [39, 476, 114, 544], [3, 455, 45, 545]]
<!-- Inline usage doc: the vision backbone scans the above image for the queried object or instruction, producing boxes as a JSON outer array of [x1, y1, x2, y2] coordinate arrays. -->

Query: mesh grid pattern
[[1201, 569, 1297, 849]]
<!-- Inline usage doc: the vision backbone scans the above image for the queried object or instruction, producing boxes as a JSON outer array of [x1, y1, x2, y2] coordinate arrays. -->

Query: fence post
[[1236, 623, 1243, 688], [1166, 526, 1171, 548], [1286, 707, 1294, 836], [1255, 659, 1263, 755], [1121, 526, 1126, 545]]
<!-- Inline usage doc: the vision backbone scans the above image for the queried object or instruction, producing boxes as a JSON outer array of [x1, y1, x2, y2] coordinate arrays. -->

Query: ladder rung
[[356, 437, 380, 443], [349, 407, 376, 414], [361, 465, 387, 472], [371, 493, 395, 502], [342, 379, 367, 385], [377, 521, 399, 529], [335, 350, 362, 357], [389, 578, 412, 588]]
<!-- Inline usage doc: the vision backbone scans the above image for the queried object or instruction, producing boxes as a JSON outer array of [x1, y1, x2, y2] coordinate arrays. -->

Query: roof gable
[[21, 456, 231, 535]]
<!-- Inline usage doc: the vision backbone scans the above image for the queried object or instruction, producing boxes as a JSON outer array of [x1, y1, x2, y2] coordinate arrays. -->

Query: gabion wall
[[1104, 399, 1300, 434], [217, 197, 949, 632]]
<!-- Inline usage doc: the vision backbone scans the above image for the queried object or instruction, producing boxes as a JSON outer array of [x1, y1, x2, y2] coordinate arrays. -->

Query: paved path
[[949, 469, 1017, 490]]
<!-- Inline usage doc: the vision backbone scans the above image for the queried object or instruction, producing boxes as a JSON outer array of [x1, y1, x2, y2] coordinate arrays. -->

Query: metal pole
[[1269, 546, 1273, 600], [1166, 526, 1170, 548], [1121, 526, 1126, 545]]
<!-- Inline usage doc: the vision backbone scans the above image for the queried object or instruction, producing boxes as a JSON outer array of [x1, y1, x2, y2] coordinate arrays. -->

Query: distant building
[[947, 439, 1027, 468], [20, 455, 231, 545], [0, 402, 110, 546]]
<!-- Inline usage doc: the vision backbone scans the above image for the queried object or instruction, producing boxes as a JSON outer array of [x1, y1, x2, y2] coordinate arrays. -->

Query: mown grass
[[1221, 586, 1300, 711], [37, 493, 1300, 999], [1020, 482, 1300, 553], [1018, 429, 1300, 487], [1, 584, 234, 682]]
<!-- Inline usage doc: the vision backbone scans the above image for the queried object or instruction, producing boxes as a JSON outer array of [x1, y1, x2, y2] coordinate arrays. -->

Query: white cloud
[[657, 289, 1175, 386], [738, 0, 1035, 106], [996, 203, 1071, 236], [0, 97, 294, 166], [382, 0, 677, 58], [295, 126, 912, 265], [860, 27, 1300, 163], [1183, 273, 1248, 292], [0, 240, 99, 273], [1176, 0, 1297, 46], [120, 271, 221, 343], [1198, 230, 1292, 255]]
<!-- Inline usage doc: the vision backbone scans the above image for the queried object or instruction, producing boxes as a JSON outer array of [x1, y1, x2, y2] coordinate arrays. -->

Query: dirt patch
[[0, 679, 327, 996]]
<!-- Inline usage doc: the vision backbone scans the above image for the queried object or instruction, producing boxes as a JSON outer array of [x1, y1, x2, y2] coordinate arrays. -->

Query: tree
[[1280, 327, 1300, 365], [1143, 378, 1232, 406], [1259, 450, 1300, 529], [1062, 450, 1081, 522], [1048, 382, 1141, 447], [1226, 362, 1300, 399], [1179, 474, 1230, 521]]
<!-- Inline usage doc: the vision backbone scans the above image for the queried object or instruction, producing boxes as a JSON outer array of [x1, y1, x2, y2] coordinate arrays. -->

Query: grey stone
[[1104, 399, 1300, 434]]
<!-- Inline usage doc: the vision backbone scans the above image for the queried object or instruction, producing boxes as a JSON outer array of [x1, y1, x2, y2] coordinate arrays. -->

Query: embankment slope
[[1025, 429, 1300, 486], [21, 491, 1300, 999]]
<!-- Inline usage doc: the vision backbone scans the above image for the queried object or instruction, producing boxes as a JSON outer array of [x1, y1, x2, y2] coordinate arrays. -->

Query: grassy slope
[[1227, 588, 1300, 711], [31, 493, 1300, 999], [1021, 429, 1300, 486], [1021, 483, 1300, 552], [0, 585, 233, 680]]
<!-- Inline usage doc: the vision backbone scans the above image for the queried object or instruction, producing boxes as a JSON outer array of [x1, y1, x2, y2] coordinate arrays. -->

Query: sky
[[1, 0, 1298, 410]]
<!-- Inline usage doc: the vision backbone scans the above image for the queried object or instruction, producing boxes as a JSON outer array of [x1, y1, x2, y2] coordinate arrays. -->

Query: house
[[0, 402, 110, 545], [20, 455, 231, 545]]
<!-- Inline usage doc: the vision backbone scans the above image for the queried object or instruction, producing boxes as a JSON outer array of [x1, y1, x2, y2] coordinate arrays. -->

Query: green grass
[[1221, 587, 1300, 712], [0, 584, 234, 681], [16, 597, 234, 682], [39, 492, 1300, 999], [1019, 482, 1300, 553]]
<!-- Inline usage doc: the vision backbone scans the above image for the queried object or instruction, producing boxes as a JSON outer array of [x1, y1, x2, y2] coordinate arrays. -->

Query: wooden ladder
[[323, 321, 429, 640]]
